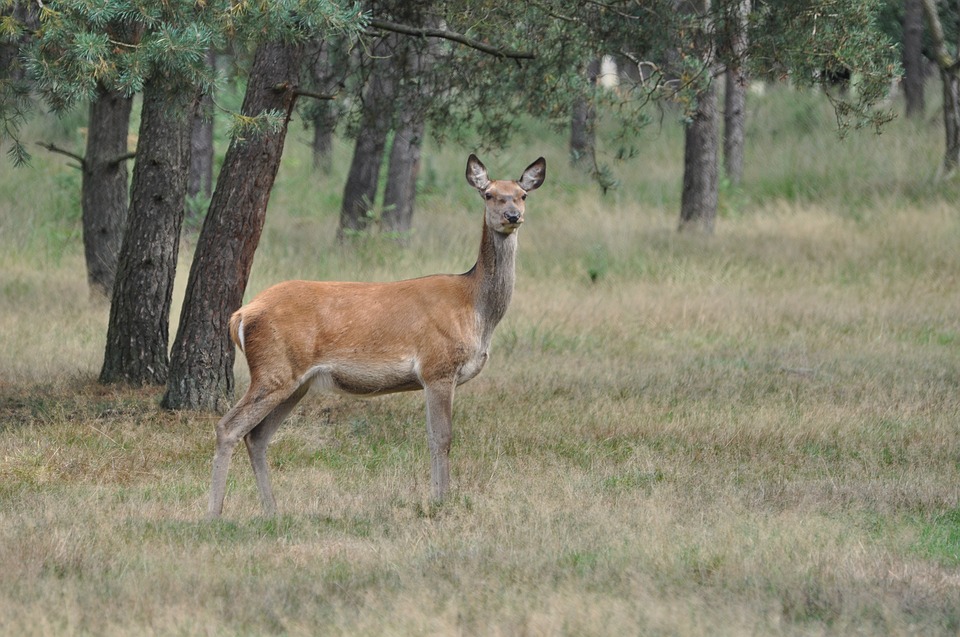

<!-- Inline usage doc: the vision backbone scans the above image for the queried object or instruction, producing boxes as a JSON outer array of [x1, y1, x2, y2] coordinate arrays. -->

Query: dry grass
[[1, 86, 959, 635]]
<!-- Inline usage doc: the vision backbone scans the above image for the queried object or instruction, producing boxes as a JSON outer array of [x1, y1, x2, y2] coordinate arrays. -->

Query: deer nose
[[505, 212, 522, 224]]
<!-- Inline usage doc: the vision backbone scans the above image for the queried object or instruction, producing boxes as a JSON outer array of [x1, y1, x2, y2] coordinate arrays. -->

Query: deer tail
[[229, 310, 245, 354]]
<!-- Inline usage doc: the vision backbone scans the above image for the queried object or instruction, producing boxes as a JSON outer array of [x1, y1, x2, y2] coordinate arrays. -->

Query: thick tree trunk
[[82, 84, 133, 300], [382, 112, 424, 237], [99, 79, 196, 386], [338, 38, 398, 239], [679, 80, 720, 233], [902, 0, 926, 119], [163, 42, 303, 412]]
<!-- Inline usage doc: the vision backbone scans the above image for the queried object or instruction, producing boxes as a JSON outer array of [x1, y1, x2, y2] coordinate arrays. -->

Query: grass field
[[1, 85, 959, 635]]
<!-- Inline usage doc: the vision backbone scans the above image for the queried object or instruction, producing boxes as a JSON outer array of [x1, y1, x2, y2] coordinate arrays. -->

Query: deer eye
[[521, 194, 527, 201], [485, 192, 493, 200]]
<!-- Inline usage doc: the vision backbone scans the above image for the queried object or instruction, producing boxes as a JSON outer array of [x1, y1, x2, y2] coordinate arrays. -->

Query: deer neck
[[469, 222, 518, 341]]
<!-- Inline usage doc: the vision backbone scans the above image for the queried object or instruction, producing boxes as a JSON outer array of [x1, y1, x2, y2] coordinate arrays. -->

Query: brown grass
[[1, 87, 959, 634]]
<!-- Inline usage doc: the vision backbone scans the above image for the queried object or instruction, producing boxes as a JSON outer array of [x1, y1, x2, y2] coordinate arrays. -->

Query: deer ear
[[518, 157, 546, 192], [466, 154, 490, 191]]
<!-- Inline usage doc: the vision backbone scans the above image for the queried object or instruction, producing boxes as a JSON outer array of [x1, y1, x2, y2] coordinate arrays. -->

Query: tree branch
[[528, 1, 579, 23], [37, 141, 84, 167], [920, 0, 959, 71], [368, 18, 535, 60], [109, 151, 136, 166], [293, 88, 339, 101]]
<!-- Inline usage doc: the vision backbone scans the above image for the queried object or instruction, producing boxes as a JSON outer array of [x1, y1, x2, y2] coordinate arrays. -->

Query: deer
[[207, 154, 546, 518]]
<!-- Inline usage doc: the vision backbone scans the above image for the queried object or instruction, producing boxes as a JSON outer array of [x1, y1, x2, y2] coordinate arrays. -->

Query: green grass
[[1, 84, 960, 634]]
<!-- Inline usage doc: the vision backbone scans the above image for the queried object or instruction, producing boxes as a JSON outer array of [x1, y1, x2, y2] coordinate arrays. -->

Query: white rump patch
[[237, 318, 246, 353]]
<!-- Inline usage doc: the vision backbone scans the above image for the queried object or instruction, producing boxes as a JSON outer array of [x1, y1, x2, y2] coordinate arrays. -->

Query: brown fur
[[207, 154, 546, 518]]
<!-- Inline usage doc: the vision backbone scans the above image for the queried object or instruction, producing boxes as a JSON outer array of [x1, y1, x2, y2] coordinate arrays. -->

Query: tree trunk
[[939, 66, 960, 174], [570, 59, 601, 170], [189, 50, 216, 201], [307, 39, 342, 174], [82, 83, 133, 300], [722, 0, 749, 185], [902, 0, 926, 119], [381, 112, 424, 238], [99, 79, 196, 386], [163, 42, 303, 412], [382, 35, 432, 239], [723, 67, 745, 185], [0, 2, 38, 81], [338, 37, 398, 239], [338, 116, 390, 238], [679, 0, 719, 233], [311, 101, 336, 173], [679, 80, 720, 233], [920, 0, 960, 176]]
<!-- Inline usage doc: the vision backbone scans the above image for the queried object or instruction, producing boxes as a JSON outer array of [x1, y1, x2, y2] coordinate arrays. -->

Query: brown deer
[[208, 154, 546, 517]]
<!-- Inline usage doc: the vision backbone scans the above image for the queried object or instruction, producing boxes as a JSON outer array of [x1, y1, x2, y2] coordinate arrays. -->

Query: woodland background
[[1, 1, 959, 634]]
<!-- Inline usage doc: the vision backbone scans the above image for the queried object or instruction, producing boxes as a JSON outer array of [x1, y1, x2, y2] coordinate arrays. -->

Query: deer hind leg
[[207, 382, 298, 519], [424, 379, 456, 501], [244, 383, 310, 516]]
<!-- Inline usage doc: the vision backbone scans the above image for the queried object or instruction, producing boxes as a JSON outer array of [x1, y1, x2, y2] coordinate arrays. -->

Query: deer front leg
[[424, 380, 455, 501]]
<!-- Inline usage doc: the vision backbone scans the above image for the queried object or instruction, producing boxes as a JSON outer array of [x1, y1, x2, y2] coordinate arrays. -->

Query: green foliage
[[25, 2, 214, 112], [217, 0, 366, 45], [397, 0, 900, 181], [0, 76, 31, 165], [0, 0, 908, 171], [751, 0, 900, 132], [21, 0, 366, 117]]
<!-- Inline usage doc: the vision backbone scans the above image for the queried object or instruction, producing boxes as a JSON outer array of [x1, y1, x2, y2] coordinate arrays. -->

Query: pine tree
[[162, 2, 367, 409], [25, 1, 362, 387]]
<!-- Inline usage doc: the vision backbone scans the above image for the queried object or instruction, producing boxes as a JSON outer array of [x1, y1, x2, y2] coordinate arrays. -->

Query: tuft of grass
[[914, 508, 960, 566]]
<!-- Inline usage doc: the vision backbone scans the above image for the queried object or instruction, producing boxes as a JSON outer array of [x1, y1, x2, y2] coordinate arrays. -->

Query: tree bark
[[382, 111, 424, 237], [570, 59, 601, 170], [311, 101, 336, 173], [722, 0, 749, 185], [920, 0, 960, 176], [722, 67, 745, 184], [679, 0, 720, 233], [99, 79, 196, 386], [903, 0, 926, 119], [679, 79, 720, 233], [162, 42, 303, 412], [938, 66, 960, 174], [338, 37, 398, 239], [307, 39, 342, 174], [382, 33, 433, 239], [189, 50, 216, 202], [82, 83, 133, 300], [0, 2, 38, 81]]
